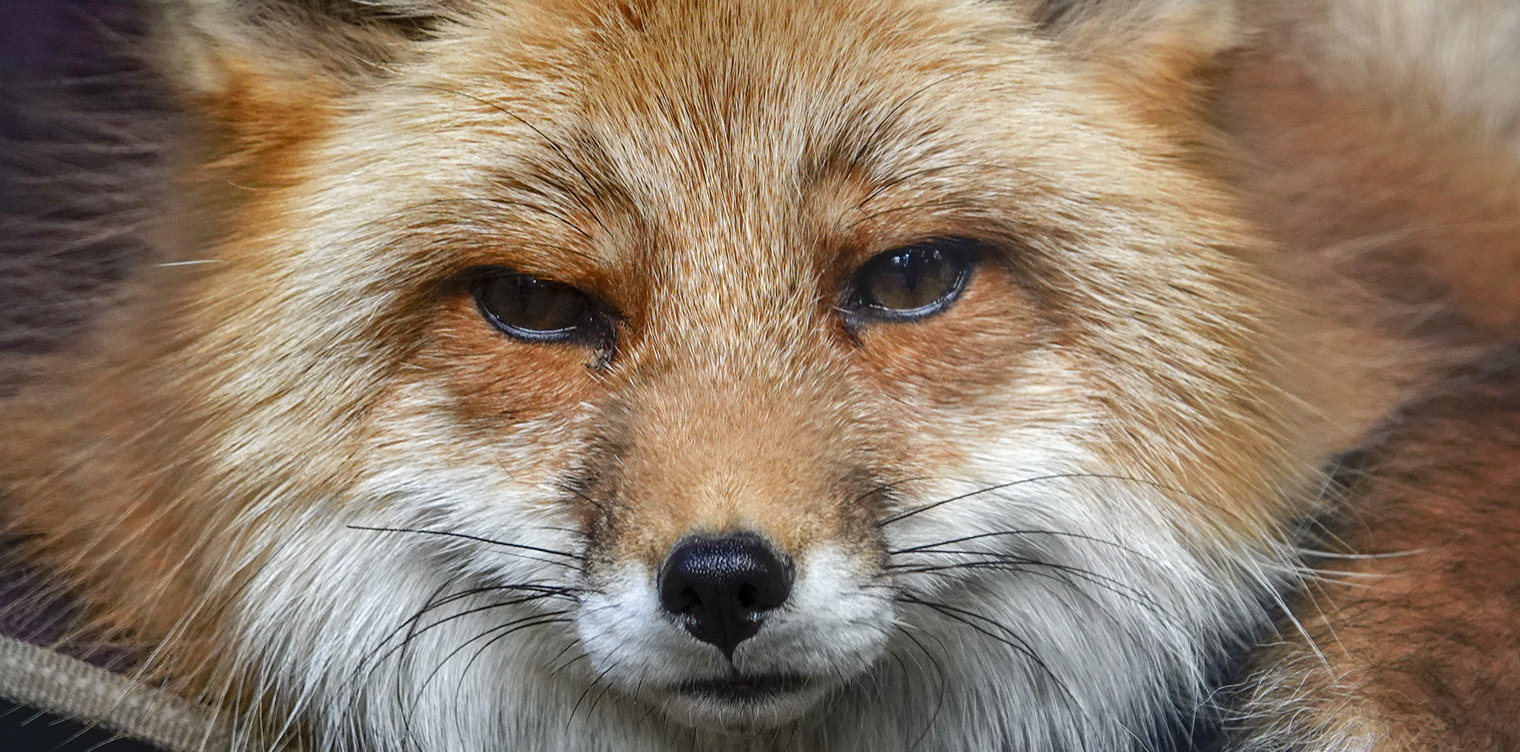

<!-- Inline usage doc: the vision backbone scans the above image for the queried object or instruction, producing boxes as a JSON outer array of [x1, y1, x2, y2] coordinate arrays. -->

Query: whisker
[[364, 582, 575, 670], [370, 591, 576, 681], [887, 528, 1155, 565], [555, 482, 615, 519], [413, 613, 574, 704], [888, 528, 1152, 559], [896, 595, 1053, 683], [364, 576, 460, 692], [399, 590, 576, 649], [548, 649, 592, 681], [585, 660, 627, 719], [879, 472, 1205, 527], [346, 524, 585, 566], [898, 595, 1087, 724], [568, 654, 625, 730], [893, 624, 947, 752], [889, 558, 1177, 627]]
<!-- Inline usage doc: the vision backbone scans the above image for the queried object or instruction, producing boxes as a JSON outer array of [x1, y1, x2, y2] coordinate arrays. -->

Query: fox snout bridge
[[657, 533, 794, 659]]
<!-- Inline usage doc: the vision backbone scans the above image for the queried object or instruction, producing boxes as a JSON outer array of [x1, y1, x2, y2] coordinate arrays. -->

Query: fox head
[[2, 0, 1337, 749]]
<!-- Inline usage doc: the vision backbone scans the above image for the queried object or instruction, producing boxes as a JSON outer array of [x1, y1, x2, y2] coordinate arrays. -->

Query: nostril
[[657, 532, 794, 658], [744, 571, 791, 612], [736, 583, 757, 609], [669, 585, 701, 614]]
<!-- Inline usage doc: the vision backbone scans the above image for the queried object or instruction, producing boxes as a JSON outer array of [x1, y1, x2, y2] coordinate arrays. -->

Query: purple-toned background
[[1, 0, 154, 363], [1, 1, 135, 139], [0, 1, 143, 670]]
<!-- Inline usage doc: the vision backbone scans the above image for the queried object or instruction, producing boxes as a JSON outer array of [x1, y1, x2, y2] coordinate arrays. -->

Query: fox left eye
[[847, 239, 976, 322], [467, 268, 612, 348]]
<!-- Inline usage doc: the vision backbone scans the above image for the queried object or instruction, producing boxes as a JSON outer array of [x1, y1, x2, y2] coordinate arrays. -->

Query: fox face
[[2, 0, 1332, 749]]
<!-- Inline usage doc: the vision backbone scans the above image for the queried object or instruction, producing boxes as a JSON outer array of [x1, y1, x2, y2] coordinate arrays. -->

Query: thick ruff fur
[[1, 1, 1515, 750], [1217, 2, 1520, 749]]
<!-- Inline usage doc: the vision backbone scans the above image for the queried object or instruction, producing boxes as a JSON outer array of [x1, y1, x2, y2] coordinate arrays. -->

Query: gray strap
[[0, 635, 228, 751]]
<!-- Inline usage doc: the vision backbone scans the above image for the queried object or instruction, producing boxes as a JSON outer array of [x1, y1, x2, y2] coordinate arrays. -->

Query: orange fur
[[1227, 352, 1520, 751], [0, 0, 1515, 749]]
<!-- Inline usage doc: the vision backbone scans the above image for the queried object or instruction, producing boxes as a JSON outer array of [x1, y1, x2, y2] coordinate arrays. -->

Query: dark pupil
[[866, 248, 957, 311], [484, 276, 587, 333]]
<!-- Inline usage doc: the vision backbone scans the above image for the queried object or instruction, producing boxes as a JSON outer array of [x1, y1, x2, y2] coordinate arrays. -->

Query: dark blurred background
[[1, 1, 139, 140], [1, 0, 156, 370]]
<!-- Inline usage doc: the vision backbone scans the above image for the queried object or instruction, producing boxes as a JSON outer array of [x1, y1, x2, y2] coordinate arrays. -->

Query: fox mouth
[[677, 673, 811, 703], [575, 551, 890, 727]]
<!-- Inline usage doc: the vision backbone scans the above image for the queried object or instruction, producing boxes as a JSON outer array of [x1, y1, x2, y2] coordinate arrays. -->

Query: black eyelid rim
[[843, 237, 982, 324], [463, 265, 618, 348]]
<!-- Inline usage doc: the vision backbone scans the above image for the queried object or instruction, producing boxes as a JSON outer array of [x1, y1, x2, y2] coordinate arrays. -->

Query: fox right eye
[[468, 269, 613, 348], [845, 238, 978, 324]]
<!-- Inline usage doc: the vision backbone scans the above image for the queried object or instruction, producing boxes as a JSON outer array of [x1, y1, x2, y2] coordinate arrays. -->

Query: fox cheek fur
[[1, 0, 1362, 750]]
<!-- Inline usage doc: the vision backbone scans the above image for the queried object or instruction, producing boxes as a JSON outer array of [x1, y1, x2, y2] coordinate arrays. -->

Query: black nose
[[658, 532, 794, 659]]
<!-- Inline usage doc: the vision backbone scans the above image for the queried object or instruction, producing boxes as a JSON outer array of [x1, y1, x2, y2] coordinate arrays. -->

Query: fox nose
[[658, 532, 794, 659]]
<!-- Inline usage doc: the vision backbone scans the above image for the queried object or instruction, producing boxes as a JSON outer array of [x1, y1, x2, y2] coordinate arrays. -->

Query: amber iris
[[471, 271, 606, 344], [850, 240, 975, 321]]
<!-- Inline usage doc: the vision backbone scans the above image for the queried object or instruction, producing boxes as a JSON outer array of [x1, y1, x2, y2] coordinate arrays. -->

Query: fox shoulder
[[1225, 348, 1520, 752], [1223, 0, 1520, 338], [1218, 1, 1520, 748]]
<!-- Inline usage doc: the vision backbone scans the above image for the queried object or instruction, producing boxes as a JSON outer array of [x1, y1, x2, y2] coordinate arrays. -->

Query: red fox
[[0, 0, 1515, 750]]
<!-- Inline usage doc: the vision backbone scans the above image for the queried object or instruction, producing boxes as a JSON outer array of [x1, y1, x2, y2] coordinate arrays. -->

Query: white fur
[[85, 3, 1302, 750], [216, 376, 1288, 751]]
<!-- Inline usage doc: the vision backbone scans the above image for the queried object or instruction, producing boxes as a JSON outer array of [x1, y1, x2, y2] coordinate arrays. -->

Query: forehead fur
[[319, 0, 1232, 288], [157, 0, 1299, 550]]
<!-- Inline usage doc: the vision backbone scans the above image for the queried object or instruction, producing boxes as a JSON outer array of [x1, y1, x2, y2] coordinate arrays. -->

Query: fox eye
[[848, 239, 976, 322], [469, 269, 611, 347]]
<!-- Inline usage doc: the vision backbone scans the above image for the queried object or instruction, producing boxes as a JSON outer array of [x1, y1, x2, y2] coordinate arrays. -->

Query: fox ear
[[148, 0, 463, 183], [1033, 0, 1240, 63], [152, 0, 460, 97], [1029, 0, 1242, 124]]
